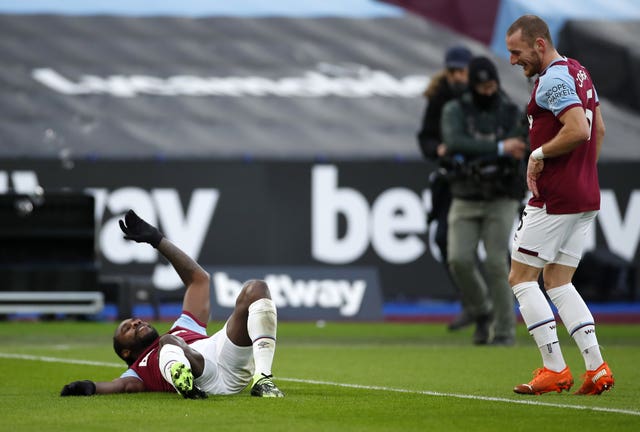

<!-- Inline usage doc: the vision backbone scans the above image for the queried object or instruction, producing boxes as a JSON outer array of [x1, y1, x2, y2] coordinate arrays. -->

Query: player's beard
[[523, 52, 543, 77], [134, 324, 159, 351]]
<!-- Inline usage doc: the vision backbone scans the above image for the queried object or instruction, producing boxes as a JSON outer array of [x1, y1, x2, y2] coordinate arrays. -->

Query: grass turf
[[0, 321, 638, 431]]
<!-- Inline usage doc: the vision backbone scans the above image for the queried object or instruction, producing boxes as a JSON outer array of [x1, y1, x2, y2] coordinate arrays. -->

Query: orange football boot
[[513, 367, 574, 395], [574, 362, 614, 395]]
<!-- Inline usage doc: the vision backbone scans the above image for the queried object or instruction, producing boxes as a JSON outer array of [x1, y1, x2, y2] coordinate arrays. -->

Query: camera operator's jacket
[[416, 72, 456, 160], [440, 90, 528, 201]]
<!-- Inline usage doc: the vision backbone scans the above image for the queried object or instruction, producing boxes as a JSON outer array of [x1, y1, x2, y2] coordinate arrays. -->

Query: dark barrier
[[0, 192, 100, 314], [0, 192, 97, 290], [0, 159, 638, 317]]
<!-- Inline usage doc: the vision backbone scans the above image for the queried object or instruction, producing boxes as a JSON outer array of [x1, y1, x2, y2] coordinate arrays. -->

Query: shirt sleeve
[[120, 368, 142, 380], [170, 313, 207, 335], [535, 67, 582, 117]]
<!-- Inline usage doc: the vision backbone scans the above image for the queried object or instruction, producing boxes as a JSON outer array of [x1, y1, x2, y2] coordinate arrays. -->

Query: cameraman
[[440, 56, 527, 345]]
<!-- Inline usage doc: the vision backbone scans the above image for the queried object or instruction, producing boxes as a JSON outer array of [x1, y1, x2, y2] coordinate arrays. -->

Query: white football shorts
[[190, 323, 254, 395], [511, 205, 597, 268]]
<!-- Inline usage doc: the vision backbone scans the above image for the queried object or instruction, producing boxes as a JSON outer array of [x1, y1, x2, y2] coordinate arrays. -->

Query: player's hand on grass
[[118, 209, 164, 248], [60, 380, 96, 396]]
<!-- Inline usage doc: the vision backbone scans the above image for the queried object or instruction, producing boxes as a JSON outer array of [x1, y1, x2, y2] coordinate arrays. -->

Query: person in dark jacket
[[440, 56, 527, 345], [417, 45, 474, 331]]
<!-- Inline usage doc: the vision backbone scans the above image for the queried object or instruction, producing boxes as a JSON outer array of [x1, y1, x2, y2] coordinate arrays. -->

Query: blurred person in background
[[417, 44, 475, 331], [506, 14, 614, 395], [61, 210, 284, 398], [440, 56, 527, 346]]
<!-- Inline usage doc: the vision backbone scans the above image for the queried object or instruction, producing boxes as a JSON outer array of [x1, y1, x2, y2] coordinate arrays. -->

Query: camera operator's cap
[[468, 56, 499, 86], [445, 45, 472, 69]]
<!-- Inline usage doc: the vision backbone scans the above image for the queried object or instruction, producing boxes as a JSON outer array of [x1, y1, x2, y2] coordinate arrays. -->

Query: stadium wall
[[1, 158, 637, 316]]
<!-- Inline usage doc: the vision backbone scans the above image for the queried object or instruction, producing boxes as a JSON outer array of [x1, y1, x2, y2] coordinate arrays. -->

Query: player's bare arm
[[594, 106, 605, 160], [157, 239, 211, 324], [95, 376, 146, 394], [61, 376, 145, 396], [119, 209, 211, 324], [527, 107, 590, 197], [536, 106, 590, 158]]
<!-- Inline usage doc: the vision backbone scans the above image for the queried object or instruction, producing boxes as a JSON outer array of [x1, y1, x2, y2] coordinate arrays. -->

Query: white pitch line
[[281, 377, 640, 417], [2, 352, 638, 417], [0, 352, 123, 368]]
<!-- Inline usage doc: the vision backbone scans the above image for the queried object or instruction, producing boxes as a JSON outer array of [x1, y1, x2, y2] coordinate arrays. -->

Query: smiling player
[[505, 15, 614, 396], [61, 209, 284, 398]]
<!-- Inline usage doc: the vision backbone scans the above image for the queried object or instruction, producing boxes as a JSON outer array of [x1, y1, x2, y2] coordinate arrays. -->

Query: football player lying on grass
[[61, 209, 284, 398]]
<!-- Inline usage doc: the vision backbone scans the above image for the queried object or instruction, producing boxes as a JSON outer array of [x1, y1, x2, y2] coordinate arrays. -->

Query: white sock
[[547, 283, 604, 370], [159, 344, 191, 389], [512, 281, 566, 372], [247, 298, 278, 379]]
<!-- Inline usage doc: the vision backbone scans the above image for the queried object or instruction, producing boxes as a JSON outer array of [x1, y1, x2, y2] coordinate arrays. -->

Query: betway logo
[[311, 165, 640, 264], [213, 272, 366, 317], [31, 67, 427, 98]]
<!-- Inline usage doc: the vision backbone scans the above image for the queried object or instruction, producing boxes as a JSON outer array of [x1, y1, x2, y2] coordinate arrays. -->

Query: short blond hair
[[507, 15, 553, 48]]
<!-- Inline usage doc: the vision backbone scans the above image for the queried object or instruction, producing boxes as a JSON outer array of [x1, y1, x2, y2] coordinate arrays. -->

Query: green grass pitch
[[0, 320, 638, 431]]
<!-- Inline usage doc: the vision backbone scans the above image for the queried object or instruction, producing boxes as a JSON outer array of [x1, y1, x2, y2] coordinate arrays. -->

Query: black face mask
[[472, 91, 498, 110], [449, 82, 467, 96]]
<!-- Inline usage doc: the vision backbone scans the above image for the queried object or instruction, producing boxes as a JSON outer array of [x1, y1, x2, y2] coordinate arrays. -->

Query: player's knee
[[236, 279, 271, 307], [508, 265, 539, 288], [507, 271, 533, 289]]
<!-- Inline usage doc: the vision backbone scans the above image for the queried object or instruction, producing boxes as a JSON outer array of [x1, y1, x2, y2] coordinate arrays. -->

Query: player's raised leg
[[226, 279, 284, 397]]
